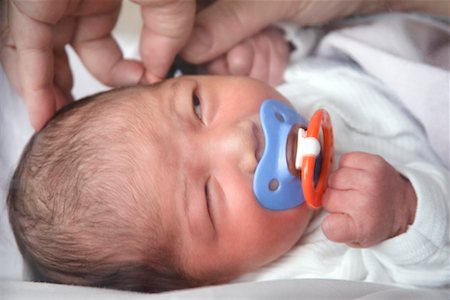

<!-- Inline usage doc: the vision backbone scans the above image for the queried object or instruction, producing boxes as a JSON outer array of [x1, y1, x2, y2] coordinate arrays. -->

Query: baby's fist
[[321, 152, 417, 248]]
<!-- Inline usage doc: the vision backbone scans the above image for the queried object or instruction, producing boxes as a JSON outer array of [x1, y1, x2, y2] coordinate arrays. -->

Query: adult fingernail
[[183, 26, 211, 61], [145, 72, 163, 85]]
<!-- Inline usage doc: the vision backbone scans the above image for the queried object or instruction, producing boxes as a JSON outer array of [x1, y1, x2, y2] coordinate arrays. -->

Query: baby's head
[[8, 76, 314, 292]]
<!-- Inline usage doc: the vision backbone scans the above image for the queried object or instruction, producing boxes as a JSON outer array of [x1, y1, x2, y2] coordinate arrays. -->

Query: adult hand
[[181, 0, 447, 65], [321, 152, 417, 248], [133, 0, 196, 83], [1, 0, 141, 131], [0, 0, 196, 131], [181, 1, 363, 64], [207, 27, 290, 87]]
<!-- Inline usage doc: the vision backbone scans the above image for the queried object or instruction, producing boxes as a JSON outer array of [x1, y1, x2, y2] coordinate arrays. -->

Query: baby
[[7, 74, 448, 292], [7, 30, 449, 292], [8, 76, 321, 291]]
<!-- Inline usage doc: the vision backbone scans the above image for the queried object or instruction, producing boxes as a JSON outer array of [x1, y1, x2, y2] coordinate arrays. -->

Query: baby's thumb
[[322, 213, 358, 245], [181, 1, 292, 64]]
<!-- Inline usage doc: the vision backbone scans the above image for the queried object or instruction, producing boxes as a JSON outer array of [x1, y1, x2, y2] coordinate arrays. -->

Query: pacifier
[[253, 99, 334, 210]]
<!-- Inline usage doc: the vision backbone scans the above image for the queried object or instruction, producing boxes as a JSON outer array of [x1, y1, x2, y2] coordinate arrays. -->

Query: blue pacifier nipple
[[253, 99, 309, 210]]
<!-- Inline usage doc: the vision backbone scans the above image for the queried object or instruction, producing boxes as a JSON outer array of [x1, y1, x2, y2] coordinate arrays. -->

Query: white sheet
[[316, 13, 450, 168], [1, 7, 448, 299], [2, 279, 448, 300], [283, 13, 449, 167], [0, 68, 31, 281]]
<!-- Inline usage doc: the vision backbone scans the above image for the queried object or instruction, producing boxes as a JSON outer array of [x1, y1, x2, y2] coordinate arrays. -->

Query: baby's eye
[[193, 93, 202, 120], [204, 183, 213, 221], [204, 184, 210, 203]]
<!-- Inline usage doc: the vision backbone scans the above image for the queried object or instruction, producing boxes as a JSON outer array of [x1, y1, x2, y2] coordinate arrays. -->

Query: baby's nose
[[215, 123, 258, 174]]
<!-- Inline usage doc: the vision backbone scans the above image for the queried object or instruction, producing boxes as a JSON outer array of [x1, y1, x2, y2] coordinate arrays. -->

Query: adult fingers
[[135, 0, 196, 83], [181, 1, 293, 63], [53, 47, 72, 93], [71, 2, 144, 87], [8, 2, 59, 131], [53, 49, 74, 110]]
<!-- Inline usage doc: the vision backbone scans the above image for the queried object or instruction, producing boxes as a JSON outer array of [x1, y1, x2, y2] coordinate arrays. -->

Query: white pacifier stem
[[295, 128, 321, 170]]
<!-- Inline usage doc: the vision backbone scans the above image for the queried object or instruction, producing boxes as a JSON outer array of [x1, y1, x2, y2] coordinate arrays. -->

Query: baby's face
[[132, 76, 313, 281]]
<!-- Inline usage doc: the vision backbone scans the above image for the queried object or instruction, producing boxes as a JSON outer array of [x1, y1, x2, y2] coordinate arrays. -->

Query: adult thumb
[[181, 1, 293, 64], [135, 0, 196, 83]]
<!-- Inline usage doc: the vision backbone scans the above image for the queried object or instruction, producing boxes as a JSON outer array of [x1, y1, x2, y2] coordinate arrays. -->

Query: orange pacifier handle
[[301, 109, 334, 208]]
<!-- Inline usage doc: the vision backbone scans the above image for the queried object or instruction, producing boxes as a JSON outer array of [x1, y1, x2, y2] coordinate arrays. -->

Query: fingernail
[[184, 26, 211, 60], [145, 72, 163, 84]]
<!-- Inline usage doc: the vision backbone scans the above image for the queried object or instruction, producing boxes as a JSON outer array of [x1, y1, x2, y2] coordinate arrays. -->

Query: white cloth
[[235, 14, 449, 291], [321, 13, 449, 167], [283, 13, 449, 167]]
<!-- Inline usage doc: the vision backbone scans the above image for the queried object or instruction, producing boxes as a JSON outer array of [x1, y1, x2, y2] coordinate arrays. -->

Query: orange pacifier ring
[[301, 109, 334, 208]]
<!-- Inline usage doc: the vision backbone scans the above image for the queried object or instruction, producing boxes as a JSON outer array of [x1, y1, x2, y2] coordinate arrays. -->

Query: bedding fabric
[[1, 279, 447, 300]]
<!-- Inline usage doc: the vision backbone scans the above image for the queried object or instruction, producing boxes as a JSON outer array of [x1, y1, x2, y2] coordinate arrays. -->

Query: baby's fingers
[[322, 213, 358, 244], [247, 28, 288, 86], [207, 55, 229, 75], [207, 39, 254, 76], [328, 167, 370, 191], [225, 39, 254, 76], [262, 28, 290, 86]]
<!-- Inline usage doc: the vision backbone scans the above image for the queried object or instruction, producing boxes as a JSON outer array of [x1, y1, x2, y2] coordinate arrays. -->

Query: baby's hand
[[206, 27, 290, 87], [321, 152, 417, 248]]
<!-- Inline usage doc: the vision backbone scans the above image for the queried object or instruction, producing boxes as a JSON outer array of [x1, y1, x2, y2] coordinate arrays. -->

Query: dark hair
[[7, 88, 199, 292]]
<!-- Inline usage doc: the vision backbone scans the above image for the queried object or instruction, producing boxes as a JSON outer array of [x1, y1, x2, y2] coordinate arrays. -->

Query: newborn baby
[[9, 75, 435, 293]]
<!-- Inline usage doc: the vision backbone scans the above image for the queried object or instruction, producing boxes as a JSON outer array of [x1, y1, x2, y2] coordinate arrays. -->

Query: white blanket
[[283, 13, 449, 167]]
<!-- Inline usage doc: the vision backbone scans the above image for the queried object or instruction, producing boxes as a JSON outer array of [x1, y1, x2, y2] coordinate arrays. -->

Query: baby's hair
[[7, 87, 197, 292]]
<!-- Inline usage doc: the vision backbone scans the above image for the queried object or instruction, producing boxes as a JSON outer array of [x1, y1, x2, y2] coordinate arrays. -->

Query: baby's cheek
[[269, 205, 313, 245], [253, 204, 312, 259], [220, 172, 311, 264]]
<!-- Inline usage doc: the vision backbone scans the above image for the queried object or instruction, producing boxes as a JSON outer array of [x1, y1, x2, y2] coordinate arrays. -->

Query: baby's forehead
[[85, 85, 159, 128], [106, 83, 165, 113], [94, 85, 170, 171]]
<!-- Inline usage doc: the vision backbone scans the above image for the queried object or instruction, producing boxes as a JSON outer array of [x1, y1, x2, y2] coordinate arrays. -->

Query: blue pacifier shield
[[253, 99, 308, 211]]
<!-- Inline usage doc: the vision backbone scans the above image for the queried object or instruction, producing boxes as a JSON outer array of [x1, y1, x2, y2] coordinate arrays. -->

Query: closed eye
[[204, 179, 215, 229], [193, 93, 202, 121]]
